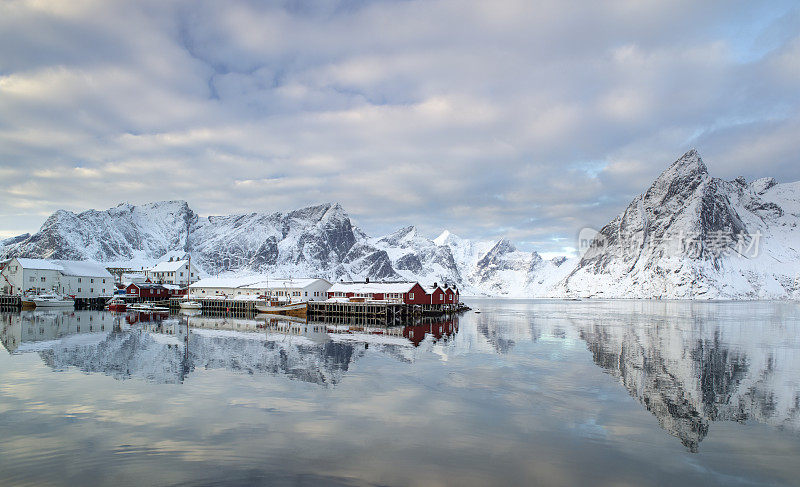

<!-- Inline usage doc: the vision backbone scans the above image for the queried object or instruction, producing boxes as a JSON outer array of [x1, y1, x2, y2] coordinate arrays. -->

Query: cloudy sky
[[1, 0, 798, 255]]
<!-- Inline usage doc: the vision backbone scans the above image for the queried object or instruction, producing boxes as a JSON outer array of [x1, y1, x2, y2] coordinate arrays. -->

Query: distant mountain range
[[2, 150, 799, 299]]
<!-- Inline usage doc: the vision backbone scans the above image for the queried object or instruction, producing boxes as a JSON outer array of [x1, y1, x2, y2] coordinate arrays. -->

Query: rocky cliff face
[[556, 149, 800, 299]]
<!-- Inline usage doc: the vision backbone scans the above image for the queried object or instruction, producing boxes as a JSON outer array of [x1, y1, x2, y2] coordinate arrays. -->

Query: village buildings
[[1, 258, 113, 298], [189, 276, 332, 302], [143, 259, 200, 286]]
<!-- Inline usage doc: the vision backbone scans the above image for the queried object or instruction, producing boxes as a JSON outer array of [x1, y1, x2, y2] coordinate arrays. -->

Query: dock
[[0, 295, 21, 310], [307, 301, 421, 326], [168, 297, 259, 314]]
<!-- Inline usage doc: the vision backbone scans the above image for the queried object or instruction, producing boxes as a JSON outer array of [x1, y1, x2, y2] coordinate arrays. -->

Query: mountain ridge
[[2, 150, 799, 298]]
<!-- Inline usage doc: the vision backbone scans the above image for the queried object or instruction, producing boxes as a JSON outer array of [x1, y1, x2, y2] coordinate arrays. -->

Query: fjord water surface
[[1, 299, 799, 486]]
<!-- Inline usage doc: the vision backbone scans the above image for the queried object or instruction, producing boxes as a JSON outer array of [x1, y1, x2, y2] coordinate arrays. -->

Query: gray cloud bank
[[1, 0, 798, 255]]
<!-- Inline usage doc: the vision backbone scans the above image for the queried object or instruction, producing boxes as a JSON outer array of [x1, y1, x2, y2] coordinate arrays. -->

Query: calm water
[[1, 299, 799, 486]]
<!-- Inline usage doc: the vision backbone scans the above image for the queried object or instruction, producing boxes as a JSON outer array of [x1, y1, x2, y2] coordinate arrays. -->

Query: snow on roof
[[190, 275, 330, 290], [242, 278, 330, 289], [422, 285, 443, 294], [328, 282, 419, 294], [56, 260, 112, 278], [147, 260, 189, 272], [14, 258, 63, 271], [13, 258, 112, 277], [189, 275, 265, 289]]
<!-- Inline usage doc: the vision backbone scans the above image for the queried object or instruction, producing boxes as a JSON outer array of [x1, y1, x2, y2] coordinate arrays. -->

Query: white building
[[144, 259, 200, 286], [189, 276, 332, 302], [1, 258, 113, 298]]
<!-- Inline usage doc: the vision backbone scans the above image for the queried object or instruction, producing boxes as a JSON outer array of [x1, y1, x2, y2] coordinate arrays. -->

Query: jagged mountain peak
[[644, 149, 709, 205], [558, 149, 800, 299], [490, 238, 516, 254], [287, 202, 346, 223], [433, 230, 452, 246], [666, 148, 706, 176], [378, 225, 428, 247]]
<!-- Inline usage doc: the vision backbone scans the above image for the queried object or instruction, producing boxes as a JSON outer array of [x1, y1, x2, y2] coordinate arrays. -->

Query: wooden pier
[[165, 296, 468, 326], [307, 301, 421, 326], [0, 295, 21, 310], [168, 297, 259, 314]]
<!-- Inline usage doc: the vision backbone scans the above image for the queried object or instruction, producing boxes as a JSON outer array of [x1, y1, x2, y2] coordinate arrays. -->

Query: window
[[77, 288, 81, 292], [41, 277, 46, 282], [78, 278, 82, 283], [29, 277, 35, 282], [409, 293, 414, 299], [180, 272, 184, 277], [91, 279, 94, 283], [90, 288, 93, 293], [103, 279, 106, 284]]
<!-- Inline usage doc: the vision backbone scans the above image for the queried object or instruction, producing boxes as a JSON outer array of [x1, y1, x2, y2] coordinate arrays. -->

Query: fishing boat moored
[[179, 300, 202, 310], [32, 293, 75, 308], [129, 302, 169, 312], [106, 296, 127, 312], [255, 300, 308, 318]]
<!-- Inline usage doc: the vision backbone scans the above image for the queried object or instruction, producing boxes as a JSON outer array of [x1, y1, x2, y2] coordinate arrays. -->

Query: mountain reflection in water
[[1, 300, 798, 456], [0, 310, 459, 386]]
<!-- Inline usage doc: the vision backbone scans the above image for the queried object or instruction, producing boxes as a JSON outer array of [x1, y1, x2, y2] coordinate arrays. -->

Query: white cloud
[[0, 0, 798, 253]]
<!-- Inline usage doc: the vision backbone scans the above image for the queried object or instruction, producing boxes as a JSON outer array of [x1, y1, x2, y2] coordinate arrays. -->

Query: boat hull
[[129, 305, 169, 312], [255, 302, 308, 318], [33, 300, 75, 308]]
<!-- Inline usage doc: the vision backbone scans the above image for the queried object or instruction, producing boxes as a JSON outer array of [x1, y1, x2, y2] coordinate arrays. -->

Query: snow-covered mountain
[[2, 149, 798, 298], [556, 149, 800, 299], [0, 201, 558, 295], [0, 201, 195, 263]]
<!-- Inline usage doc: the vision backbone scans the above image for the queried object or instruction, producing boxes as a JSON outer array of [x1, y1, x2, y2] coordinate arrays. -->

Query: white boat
[[129, 303, 169, 312], [179, 300, 202, 310], [32, 293, 75, 308]]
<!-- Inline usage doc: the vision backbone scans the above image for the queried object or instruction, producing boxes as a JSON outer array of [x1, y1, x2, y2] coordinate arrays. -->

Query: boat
[[179, 300, 202, 310], [32, 293, 75, 308], [255, 300, 308, 318], [20, 295, 36, 309], [106, 297, 127, 312], [129, 303, 169, 312]]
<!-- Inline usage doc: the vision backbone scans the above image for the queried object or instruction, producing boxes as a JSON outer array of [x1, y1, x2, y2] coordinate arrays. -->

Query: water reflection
[[463, 301, 800, 453], [0, 310, 459, 386], [1, 301, 799, 455], [574, 306, 800, 452]]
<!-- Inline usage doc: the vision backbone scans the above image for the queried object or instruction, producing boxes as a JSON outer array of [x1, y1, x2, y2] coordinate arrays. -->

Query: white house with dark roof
[[144, 259, 200, 286], [1, 258, 113, 298]]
